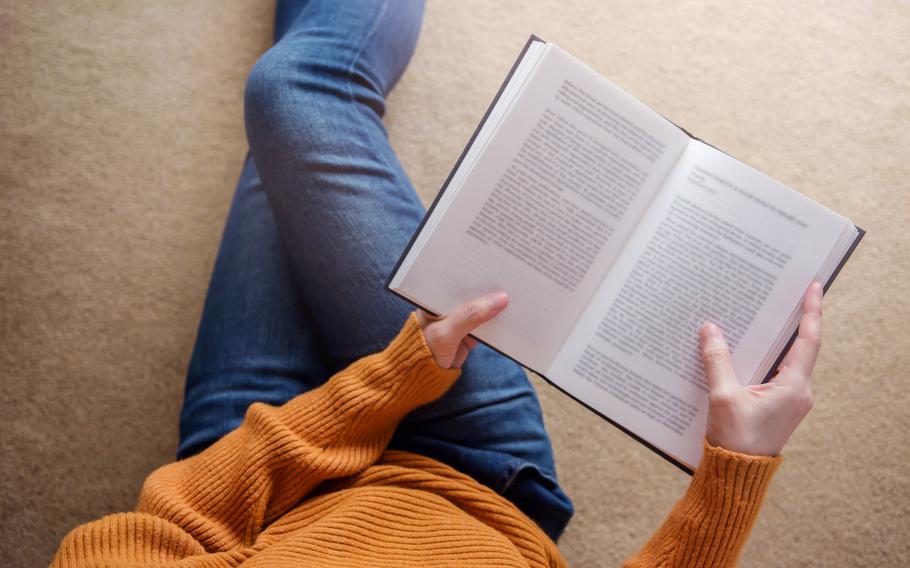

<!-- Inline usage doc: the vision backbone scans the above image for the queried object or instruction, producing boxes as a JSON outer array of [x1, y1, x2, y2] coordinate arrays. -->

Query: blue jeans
[[177, 0, 574, 541]]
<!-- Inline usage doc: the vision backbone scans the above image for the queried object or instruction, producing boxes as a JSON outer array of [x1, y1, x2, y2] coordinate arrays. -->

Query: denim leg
[[177, 153, 332, 460], [186, 0, 573, 539]]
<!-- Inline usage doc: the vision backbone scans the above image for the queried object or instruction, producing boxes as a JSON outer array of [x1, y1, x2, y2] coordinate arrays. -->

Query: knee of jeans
[[245, 45, 308, 139], [244, 42, 385, 142]]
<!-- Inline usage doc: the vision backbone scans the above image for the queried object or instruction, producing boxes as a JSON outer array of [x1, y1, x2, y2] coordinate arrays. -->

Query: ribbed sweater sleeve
[[51, 313, 784, 568], [51, 313, 459, 566], [623, 441, 782, 567]]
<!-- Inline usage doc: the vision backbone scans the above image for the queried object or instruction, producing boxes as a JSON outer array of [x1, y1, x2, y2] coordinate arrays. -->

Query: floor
[[1, 1, 908, 566]]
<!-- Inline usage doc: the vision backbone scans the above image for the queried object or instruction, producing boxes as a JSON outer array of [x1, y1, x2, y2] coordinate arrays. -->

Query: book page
[[393, 45, 689, 372], [548, 141, 851, 467]]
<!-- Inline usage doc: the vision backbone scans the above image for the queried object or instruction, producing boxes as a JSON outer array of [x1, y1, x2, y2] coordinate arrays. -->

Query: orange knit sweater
[[51, 314, 780, 567]]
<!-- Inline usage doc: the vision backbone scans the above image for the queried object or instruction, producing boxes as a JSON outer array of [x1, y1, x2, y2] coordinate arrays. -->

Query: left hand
[[416, 291, 509, 369]]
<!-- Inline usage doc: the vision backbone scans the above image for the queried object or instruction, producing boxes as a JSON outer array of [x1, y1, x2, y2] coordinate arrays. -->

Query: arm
[[622, 442, 780, 567], [134, 314, 460, 550], [51, 293, 509, 566], [52, 315, 458, 564], [624, 282, 823, 567]]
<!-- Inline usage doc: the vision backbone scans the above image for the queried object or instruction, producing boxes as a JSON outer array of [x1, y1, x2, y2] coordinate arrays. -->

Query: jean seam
[[347, 0, 391, 98], [337, 0, 417, 281], [499, 461, 523, 494], [499, 458, 557, 495]]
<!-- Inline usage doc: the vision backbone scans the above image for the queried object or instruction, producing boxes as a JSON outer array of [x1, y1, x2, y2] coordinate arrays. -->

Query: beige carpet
[[2, 1, 908, 566]]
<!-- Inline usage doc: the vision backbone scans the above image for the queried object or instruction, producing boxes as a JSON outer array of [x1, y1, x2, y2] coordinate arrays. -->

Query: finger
[[780, 281, 823, 383], [440, 291, 509, 341], [451, 341, 472, 369], [464, 337, 478, 349], [700, 323, 739, 394]]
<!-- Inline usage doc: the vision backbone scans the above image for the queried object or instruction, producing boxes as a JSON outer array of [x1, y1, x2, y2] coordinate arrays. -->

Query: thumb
[[440, 291, 509, 341], [699, 323, 738, 394]]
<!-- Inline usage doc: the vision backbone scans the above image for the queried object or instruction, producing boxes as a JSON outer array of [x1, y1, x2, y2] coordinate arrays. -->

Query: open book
[[387, 36, 864, 472]]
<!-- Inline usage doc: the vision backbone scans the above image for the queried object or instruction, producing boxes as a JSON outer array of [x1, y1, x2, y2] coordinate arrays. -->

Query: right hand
[[416, 291, 509, 370], [699, 282, 823, 456]]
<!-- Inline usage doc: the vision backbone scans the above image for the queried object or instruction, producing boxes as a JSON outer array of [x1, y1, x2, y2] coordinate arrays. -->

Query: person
[[50, 1, 823, 566]]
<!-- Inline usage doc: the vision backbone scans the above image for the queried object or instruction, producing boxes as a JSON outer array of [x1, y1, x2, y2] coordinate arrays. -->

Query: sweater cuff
[[692, 439, 782, 520], [697, 439, 782, 485], [624, 440, 782, 567], [677, 440, 782, 565], [370, 312, 462, 411]]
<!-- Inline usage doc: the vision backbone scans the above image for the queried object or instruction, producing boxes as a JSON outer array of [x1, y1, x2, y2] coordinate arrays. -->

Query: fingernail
[[700, 323, 721, 348], [490, 291, 509, 309]]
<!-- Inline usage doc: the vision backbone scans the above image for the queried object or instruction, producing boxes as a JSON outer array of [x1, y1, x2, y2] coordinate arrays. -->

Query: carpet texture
[[1, 2, 908, 566]]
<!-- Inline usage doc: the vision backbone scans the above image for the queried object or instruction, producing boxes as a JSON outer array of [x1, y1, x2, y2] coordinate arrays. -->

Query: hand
[[700, 282, 823, 456], [416, 291, 509, 369]]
